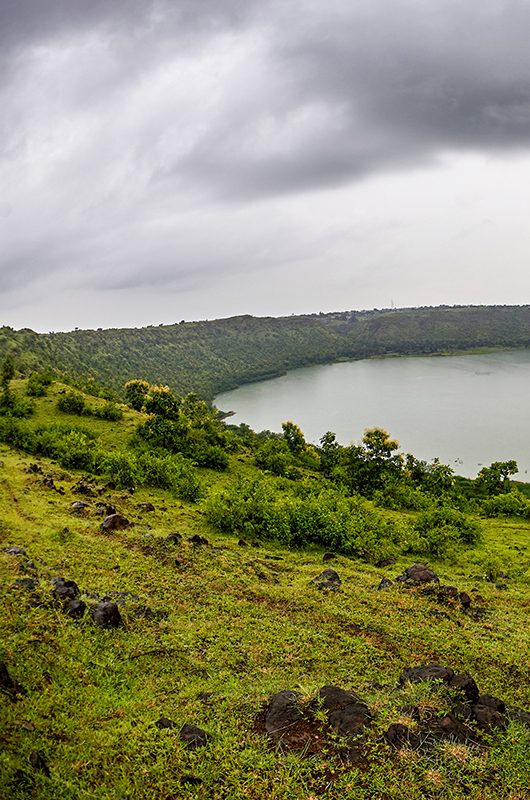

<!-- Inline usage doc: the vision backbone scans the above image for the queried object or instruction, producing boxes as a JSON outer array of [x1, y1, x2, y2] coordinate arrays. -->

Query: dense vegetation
[[2, 304, 530, 399], [1, 366, 530, 798]]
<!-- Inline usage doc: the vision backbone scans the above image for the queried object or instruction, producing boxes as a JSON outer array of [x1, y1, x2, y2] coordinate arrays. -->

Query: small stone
[[495, 583, 508, 591], [399, 664, 455, 686], [179, 723, 209, 749], [322, 552, 336, 562], [156, 717, 176, 729], [318, 685, 372, 736], [5, 546, 27, 556], [449, 673, 480, 703], [29, 751, 50, 777], [138, 502, 155, 512], [459, 591, 472, 608], [384, 723, 421, 750], [91, 601, 123, 627], [188, 535, 209, 546], [402, 563, 439, 585], [101, 514, 130, 531], [166, 533, 182, 544], [310, 568, 341, 591], [377, 577, 393, 590], [52, 577, 80, 601], [65, 599, 86, 619], [238, 538, 248, 546], [265, 690, 303, 737], [71, 500, 90, 511]]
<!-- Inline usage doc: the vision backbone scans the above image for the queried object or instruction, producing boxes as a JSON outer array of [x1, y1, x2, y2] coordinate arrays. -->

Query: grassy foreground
[[1, 389, 530, 799]]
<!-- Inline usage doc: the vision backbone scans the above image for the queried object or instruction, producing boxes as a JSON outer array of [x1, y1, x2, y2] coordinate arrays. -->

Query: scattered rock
[[495, 583, 508, 591], [310, 568, 342, 591], [72, 479, 96, 496], [166, 532, 182, 545], [375, 557, 397, 568], [450, 673, 479, 703], [156, 717, 176, 729], [52, 577, 80, 601], [396, 563, 439, 585], [41, 476, 64, 494], [138, 502, 155, 512], [5, 546, 27, 556], [133, 605, 168, 621], [384, 723, 421, 750], [322, 552, 336, 562], [181, 775, 203, 786], [188, 535, 209, 546], [71, 500, 90, 512], [0, 662, 25, 700], [29, 751, 50, 777], [459, 591, 472, 609], [318, 685, 372, 736], [19, 560, 37, 572], [377, 577, 393, 591], [180, 723, 210, 749], [237, 538, 248, 547], [265, 690, 303, 738], [25, 463, 43, 474], [91, 601, 123, 627], [399, 664, 455, 687], [101, 513, 130, 531], [65, 599, 86, 619]]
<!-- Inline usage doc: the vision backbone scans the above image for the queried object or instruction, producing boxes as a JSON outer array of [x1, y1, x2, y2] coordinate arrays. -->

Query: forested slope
[[2, 305, 530, 398]]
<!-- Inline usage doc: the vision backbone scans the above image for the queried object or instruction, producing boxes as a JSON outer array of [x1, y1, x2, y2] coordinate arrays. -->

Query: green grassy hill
[[1, 377, 530, 799], [3, 304, 530, 399]]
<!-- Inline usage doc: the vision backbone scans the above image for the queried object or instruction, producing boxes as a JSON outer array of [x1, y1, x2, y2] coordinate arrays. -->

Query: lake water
[[214, 349, 530, 479]]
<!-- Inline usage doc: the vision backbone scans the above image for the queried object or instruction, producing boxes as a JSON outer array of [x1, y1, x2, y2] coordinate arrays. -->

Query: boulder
[[265, 690, 303, 737], [91, 601, 123, 627], [318, 685, 371, 737], [52, 577, 80, 601], [399, 563, 439, 585], [384, 723, 421, 750], [101, 514, 130, 531], [310, 568, 342, 591], [179, 723, 209, 749]]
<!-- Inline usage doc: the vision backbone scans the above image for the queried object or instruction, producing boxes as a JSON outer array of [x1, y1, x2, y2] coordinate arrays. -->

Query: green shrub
[[26, 370, 53, 397], [57, 391, 86, 415], [56, 431, 95, 470], [482, 491, 530, 519], [412, 506, 482, 557], [97, 450, 139, 489], [372, 480, 430, 511], [93, 401, 124, 421], [137, 452, 202, 501], [255, 439, 292, 476]]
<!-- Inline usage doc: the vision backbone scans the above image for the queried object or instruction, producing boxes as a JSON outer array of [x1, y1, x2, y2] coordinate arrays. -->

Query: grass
[[1, 385, 530, 798]]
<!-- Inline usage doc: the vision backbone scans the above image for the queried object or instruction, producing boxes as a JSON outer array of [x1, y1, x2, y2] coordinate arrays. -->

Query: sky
[[2, 0, 530, 332]]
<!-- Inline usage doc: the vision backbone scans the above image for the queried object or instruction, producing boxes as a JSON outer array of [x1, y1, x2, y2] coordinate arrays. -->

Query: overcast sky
[[2, 0, 530, 332]]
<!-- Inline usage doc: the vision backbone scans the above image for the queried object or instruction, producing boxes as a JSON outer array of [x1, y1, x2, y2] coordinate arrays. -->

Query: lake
[[214, 349, 530, 478]]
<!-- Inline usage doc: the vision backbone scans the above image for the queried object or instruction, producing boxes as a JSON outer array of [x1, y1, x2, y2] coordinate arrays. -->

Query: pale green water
[[214, 349, 530, 478]]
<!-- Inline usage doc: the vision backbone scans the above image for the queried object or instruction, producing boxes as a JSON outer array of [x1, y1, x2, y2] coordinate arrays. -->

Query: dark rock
[[265, 690, 303, 737], [19, 560, 37, 572], [156, 717, 176, 729], [375, 557, 397, 568], [71, 500, 90, 512], [507, 707, 530, 727], [459, 591, 472, 609], [101, 513, 130, 531], [5, 546, 27, 556], [0, 662, 16, 696], [65, 599, 86, 619], [377, 577, 393, 591], [438, 585, 459, 600], [138, 502, 155, 512], [495, 583, 508, 590], [134, 605, 168, 621], [477, 694, 505, 713], [384, 723, 421, 750], [26, 463, 43, 474], [435, 713, 478, 743], [29, 751, 50, 777], [238, 538, 248, 546], [401, 563, 439, 585], [399, 664, 454, 686], [15, 577, 38, 590], [72, 480, 96, 496], [166, 532, 182, 545], [179, 723, 209, 749], [264, 554, 283, 561], [471, 702, 506, 730], [449, 673, 480, 703], [91, 601, 123, 627], [310, 568, 342, 591], [11, 769, 35, 791], [322, 552, 336, 562], [52, 577, 80, 601], [188, 535, 209, 546], [318, 685, 371, 736]]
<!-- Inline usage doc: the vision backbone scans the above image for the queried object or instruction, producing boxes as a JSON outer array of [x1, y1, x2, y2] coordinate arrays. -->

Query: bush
[[372, 480, 430, 511], [137, 452, 202, 501], [203, 477, 407, 561], [97, 451, 139, 489], [482, 491, 530, 519], [26, 370, 53, 397], [255, 439, 292, 476], [93, 401, 123, 421], [56, 431, 95, 471], [57, 391, 86, 415], [412, 506, 482, 557]]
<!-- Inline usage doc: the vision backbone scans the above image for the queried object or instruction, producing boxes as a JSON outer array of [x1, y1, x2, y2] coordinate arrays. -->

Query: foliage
[[56, 391, 86, 415], [254, 438, 292, 476], [476, 460, 519, 496], [204, 477, 407, 561], [124, 378, 150, 410], [92, 401, 123, 421], [482, 490, 530, 519], [412, 506, 482, 557], [26, 369, 54, 397], [281, 420, 306, 455]]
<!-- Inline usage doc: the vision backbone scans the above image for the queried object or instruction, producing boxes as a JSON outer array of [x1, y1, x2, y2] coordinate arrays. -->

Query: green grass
[[1, 385, 530, 799]]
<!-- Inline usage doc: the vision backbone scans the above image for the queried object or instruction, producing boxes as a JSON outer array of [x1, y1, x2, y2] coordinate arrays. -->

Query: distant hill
[[2, 304, 530, 399]]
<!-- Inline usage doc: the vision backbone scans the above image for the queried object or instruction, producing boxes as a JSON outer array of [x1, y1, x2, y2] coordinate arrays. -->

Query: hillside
[[2, 305, 530, 399], [1, 375, 530, 799]]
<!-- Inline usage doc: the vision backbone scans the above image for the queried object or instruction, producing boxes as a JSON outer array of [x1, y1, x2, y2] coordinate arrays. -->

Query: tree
[[476, 461, 518, 496], [282, 421, 306, 455], [124, 379, 150, 411], [1, 355, 15, 392], [319, 431, 342, 477]]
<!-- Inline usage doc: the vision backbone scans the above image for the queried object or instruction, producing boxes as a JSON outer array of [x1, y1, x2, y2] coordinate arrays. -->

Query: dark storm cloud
[[2, 0, 530, 325]]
